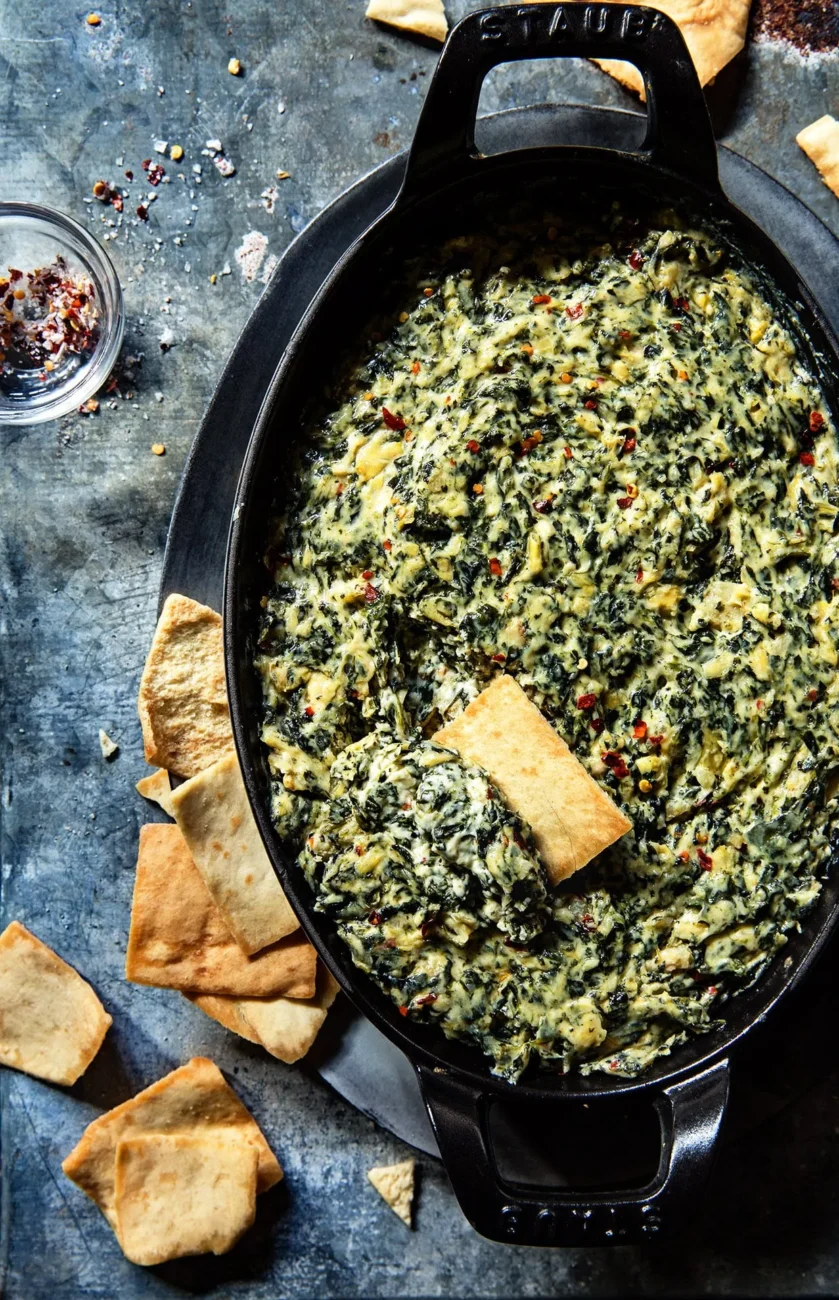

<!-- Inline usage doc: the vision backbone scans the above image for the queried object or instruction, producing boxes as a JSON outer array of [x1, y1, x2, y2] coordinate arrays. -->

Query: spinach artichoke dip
[[255, 202, 839, 1083]]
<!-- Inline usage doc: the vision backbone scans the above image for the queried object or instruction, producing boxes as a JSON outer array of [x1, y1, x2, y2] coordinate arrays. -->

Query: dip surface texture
[[255, 206, 838, 1081]]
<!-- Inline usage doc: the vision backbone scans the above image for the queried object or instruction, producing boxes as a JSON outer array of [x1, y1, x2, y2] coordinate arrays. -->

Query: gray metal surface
[[2, 1, 839, 1295]]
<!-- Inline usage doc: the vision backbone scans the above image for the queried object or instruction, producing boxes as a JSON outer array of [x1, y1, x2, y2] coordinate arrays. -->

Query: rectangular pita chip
[[434, 676, 632, 886], [171, 752, 299, 955], [187, 963, 340, 1064], [114, 1133, 258, 1266], [589, 0, 751, 99], [797, 115, 839, 200], [138, 593, 235, 777], [62, 1056, 282, 1229], [126, 825, 315, 998], [365, 0, 448, 43], [135, 767, 176, 817], [0, 921, 111, 1086]]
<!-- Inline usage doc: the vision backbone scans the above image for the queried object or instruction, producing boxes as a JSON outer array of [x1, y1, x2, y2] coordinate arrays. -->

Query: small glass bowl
[[0, 202, 124, 425]]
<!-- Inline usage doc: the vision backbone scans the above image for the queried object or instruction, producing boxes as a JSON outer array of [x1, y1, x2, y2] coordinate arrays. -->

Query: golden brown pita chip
[[435, 676, 631, 886], [114, 1133, 258, 1266], [126, 825, 315, 998], [187, 963, 340, 1063], [62, 1056, 282, 1229], [171, 753, 298, 955], [368, 1158, 415, 1226], [588, 0, 751, 98], [365, 0, 447, 42], [135, 767, 176, 817], [138, 594, 235, 777], [797, 115, 839, 200], [0, 921, 111, 1086]]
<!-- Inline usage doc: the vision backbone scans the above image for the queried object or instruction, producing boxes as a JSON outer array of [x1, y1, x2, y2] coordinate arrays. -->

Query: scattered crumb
[[276, 170, 291, 180], [154, 391, 164, 403], [205, 138, 223, 153], [169, 144, 184, 162], [151, 443, 166, 456], [260, 186, 279, 214], [158, 326, 175, 352], [98, 729, 119, 760], [214, 154, 236, 177], [235, 230, 269, 283], [228, 57, 242, 75], [78, 397, 100, 415], [86, 12, 101, 25], [153, 140, 168, 155]]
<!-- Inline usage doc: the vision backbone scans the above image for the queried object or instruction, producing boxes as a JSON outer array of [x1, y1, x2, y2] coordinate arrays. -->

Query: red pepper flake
[[136, 204, 149, 221], [303, 705, 314, 717], [124, 169, 134, 181], [678, 850, 691, 862], [382, 540, 392, 554], [576, 693, 596, 711], [602, 751, 630, 779], [628, 250, 644, 270], [623, 436, 637, 454], [708, 985, 718, 996], [532, 294, 552, 305], [533, 496, 554, 513], [8, 268, 22, 283], [519, 430, 543, 455], [581, 913, 597, 932], [335, 482, 344, 495], [616, 496, 633, 509], [411, 360, 421, 374], [563, 445, 573, 459], [489, 557, 503, 577], [565, 303, 584, 320], [633, 721, 648, 740], [398, 1005, 409, 1017], [364, 582, 379, 602], [466, 438, 480, 453], [799, 451, 815, 466], [362, 569, 374, 579], [142, 158, 165, 186], [368, 910, 383, 925], [381, 406, 406, 432], [697, 848, 714, 871], [810, 410, 825, 433], [619, 329, 632, 341], [584, 398, 598, 411], [591, 717, 605, 734], [807, 687, 819, 703], [355, 844, 365, 856], [648, 734, 664, 746], [674, 296, 690, 313], [491, 653, 506, 663], [609, 1060, 619, 1071], [672, 322, 682, 332], [635, 568, 644, 583], [756, 699, 763, 710], [416, 992, 438, 1006]]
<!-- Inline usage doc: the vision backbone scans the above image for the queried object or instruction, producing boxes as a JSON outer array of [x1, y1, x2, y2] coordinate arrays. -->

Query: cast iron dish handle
[[401, 2, 719, 199], [418, 1058, 729, 1246]]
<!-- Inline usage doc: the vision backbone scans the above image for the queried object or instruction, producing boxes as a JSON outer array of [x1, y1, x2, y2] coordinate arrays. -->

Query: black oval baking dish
[[225, 3, 839, 1247]]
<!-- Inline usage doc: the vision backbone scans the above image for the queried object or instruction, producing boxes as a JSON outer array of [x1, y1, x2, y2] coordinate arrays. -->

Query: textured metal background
[[2, 1, 839, 1295]]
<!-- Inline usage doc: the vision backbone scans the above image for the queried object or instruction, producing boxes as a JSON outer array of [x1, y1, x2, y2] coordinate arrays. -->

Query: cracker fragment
[[588, 0, 751, 98], [365, 0, 448, 43], [435, 676, 631, 885], [114, 1133, 258, 1266], [62, 1056, 282, 1229], [138, 593, 235, 777], [367, 1158, 415, 1226], [171, 752, 298, 955], [797, 115, 839, 200], [0, 921, 111, 1086], [135, 767, 176, 817], [126, 824, 314, 997], [187, 962, 340, 1063], [98, 729, 119, 760]]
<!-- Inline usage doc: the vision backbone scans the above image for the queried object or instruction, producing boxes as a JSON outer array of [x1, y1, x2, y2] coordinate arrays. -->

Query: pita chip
[[138, 593, 235, 777], [797, 116, 839, 200], [188, 963, 340, 1064], [435, 676, 631, 886], [365, 0, 447, 42], [0, 921, 111, 1086], [126, 824, 315, 998], [171, 752, 298, 955], [135, 767, 176, 817], [114, 1133, 258, 1266], [368, 1158, 415, 1226], [62, 1056, 282, 1229], [589, 0, 751, 99]]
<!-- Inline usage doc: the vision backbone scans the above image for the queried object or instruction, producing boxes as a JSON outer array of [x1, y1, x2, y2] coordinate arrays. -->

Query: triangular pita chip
[[62, 1056, 282, 1229], [0, 921, 111, 1086], [126, 824, 314, 998], [114, 1133, 258, 1266], [138, 593, 235, 777], [365, 0, 447, 42], [435, 676, 631, 885], [368, 1158, 415, 1226], [589, 0, 751, 98], [135, 767, 176, 817], [171, 753, 298, 955], [797, 116, 839, 200], [187, 963, 340, 1063]]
